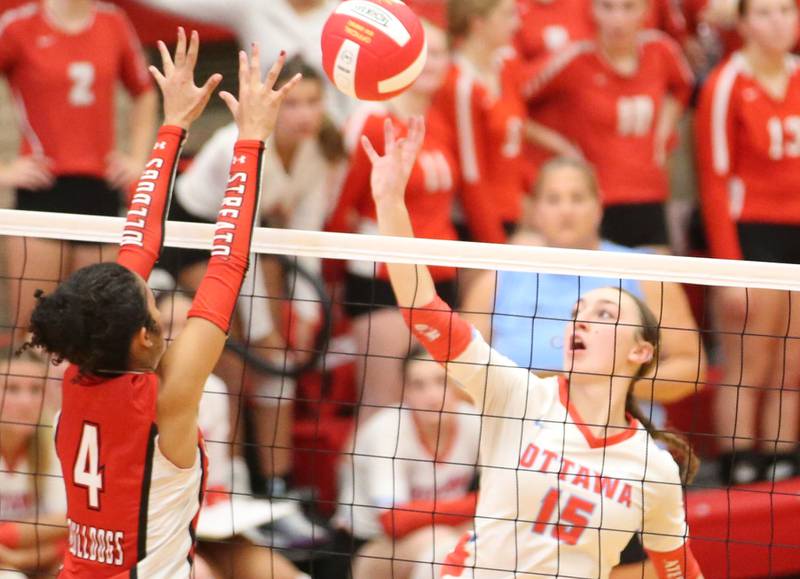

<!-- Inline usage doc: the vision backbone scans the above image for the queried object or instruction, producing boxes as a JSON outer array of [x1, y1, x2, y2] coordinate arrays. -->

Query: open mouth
[[570, 335, 586, 351]]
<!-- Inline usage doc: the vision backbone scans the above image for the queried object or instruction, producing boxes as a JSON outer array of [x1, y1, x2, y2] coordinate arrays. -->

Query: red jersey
[[0, 2, 152, 178], [526, 32, 694, 206], [432, 50, 530, 240], [696, 52, 800, 259], [328, 104, 460, 281], [56, 365, 206, 577]]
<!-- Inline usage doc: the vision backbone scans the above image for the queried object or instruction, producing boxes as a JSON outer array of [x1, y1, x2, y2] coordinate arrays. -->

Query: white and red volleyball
[[321, 0, 427, 101]]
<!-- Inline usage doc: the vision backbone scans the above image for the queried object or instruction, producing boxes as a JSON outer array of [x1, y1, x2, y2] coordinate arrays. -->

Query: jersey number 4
[[532, 488, 596, 545], [73, 422, 104, 510]]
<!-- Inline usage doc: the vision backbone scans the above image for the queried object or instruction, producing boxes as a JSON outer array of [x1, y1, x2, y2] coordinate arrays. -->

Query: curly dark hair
[[21, 262, 157, 376]]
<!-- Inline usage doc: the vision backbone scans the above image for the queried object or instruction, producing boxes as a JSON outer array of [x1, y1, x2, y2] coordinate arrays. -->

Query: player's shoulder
[[637, 28, 682, 52], [0, 2, 39, 37], [94, 1, 127, 21], [638, 431, 684, 485], [534, 38, 595, 82], [702, 52, 748, 99]]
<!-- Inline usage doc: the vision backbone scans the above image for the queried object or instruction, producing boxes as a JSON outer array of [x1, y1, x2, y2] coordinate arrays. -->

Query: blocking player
[[696, 0, 800, 483], [362, 116, 703, 578], [0, 0, 157, 348], [20, 29, 300, 577], [525, 0, 695, 251]]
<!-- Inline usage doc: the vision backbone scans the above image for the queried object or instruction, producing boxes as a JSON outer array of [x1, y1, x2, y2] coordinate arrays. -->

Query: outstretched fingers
[[264, 50, 286, 91], [156, 40, 174, 76], [383, 118, 397, 156], [174, 26, 187, 69], [185, 29, 200, 70], [408, 115, 426, 150], [361, 135, 380, 164]]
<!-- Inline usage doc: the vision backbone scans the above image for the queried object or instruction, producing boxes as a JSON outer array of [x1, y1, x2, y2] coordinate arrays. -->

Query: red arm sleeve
[[695, 70, 743, 260], [402, 295, 474, 363], [117, 125, 186, 279], [646, 542, 703, 579], [116, 9, 153, 97], [379, 492, 478, 539], [188, 140, 265, 333]]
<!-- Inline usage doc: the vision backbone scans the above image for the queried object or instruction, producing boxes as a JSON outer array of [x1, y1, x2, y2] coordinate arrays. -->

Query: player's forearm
[[525, 120, 581, 158], [654, 96, 683, 149], [117, 125, 186, 279], [188, 139, 265, 332], [634, 353, 707, 404], [374, 198, 436, 308], [127, 89, 159, 166]]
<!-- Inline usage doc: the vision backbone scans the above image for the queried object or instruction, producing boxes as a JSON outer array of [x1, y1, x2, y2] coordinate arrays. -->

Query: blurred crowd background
[[2, 0, 800, 577]]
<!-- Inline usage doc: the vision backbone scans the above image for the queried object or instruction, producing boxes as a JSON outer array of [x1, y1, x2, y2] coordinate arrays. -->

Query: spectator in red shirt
[[525, 0, 694, 251], [696, 0, 800, 484], [0, 0, 157, 349], [431, 0, 528, 243]]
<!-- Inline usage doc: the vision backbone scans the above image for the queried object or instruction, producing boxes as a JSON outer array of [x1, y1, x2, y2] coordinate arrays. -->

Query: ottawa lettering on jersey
[[67, 518, 124, 566], [119, 156, 166, 248], [211, 171, 248, 257], [519, 442, 633, 508]]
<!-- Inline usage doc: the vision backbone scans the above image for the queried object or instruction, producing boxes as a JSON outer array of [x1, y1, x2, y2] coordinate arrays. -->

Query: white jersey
[[442, 333, 688, 579], [0, 437, 66, 523], [335, 402, 481, 540]]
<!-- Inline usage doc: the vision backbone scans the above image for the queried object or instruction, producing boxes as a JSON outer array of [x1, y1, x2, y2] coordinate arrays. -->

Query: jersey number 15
[[533, 488, 596, 545]]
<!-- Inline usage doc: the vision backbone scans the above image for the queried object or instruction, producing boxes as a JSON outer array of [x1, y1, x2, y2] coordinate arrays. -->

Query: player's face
[[403, 359, 454, 425], [563, 288, 654, 380], [479, 0, 520, 48], [411, 23, 450, 96], [0, 360, 48, 439], [532, 165, 602, 249], [593, 0, 647, 46], [740, 0, 799, 55], [275, 79, 325, 144]]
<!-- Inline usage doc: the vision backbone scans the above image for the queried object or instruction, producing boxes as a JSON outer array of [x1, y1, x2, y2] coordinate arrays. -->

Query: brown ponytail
[[620, 289, 700, 485]]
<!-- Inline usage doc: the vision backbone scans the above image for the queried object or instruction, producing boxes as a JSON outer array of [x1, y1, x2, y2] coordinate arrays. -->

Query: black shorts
[[15, 175, 122, 216], [343, 273, 458, 318], [455, 221, 518, 242], [737, 222, 800, 264], [601, 202, 669, 248]]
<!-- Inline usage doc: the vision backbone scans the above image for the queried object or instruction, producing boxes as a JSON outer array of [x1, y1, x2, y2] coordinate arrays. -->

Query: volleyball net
[[1, 209, 800, 578]]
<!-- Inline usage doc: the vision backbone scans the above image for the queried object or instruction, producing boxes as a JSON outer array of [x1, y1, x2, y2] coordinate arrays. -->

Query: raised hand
[[149, 27, 223, 130], [362, 116, 426, 205], [219, 45, 302, 141]]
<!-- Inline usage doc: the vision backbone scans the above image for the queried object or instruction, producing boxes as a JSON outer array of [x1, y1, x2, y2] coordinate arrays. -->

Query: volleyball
[[321, 0, 428, 101]]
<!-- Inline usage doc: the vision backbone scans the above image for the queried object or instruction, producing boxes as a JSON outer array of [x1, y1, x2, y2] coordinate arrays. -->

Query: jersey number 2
[[532, 488, 596, 545], [68, 62, 96, 107], [74, 422, 103, 510]]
